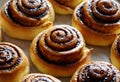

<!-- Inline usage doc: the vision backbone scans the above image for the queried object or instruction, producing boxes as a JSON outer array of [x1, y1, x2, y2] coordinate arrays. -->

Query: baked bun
[[72, 0, 120, 46], [30, 25, 93, 77], [0, 27, 2, 42], [0, 18, 2, 41], [70, 61, 120, 82], [1, 0, 54, 40], [22, 73, 61, 82], [48, 0, 83, 15], [0, 42, 29, 82], [110, 35, 120, 70], [0, 32, 1, 42]]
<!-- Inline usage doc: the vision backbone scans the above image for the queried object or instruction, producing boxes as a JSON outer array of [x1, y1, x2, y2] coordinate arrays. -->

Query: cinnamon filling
[[36, 26, 84, 65], [76, 0, 120, 33], [0, 44, 21, 71], [116, 36, 120, 55], [76, 64, 117, 82], [4, 0, 49, 26], [36, 34, 81, 65]]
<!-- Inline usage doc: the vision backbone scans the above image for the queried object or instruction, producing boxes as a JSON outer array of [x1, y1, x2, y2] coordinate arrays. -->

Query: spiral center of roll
[[100, 0, 112, 8], [88, 65, 107, 79], [51, 30, 68, 43], [80, 63, 117, 82], [0, 47, 13, 63], [56, 31, 66, 38], [21, 0, 41, 9], [45, 27, 79, 51], [0, 44, 21, 70], [5, 0, 49, 26]]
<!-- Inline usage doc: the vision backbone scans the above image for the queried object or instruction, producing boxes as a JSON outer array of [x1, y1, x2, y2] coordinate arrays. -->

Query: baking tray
[[0, 0, 110, 82]]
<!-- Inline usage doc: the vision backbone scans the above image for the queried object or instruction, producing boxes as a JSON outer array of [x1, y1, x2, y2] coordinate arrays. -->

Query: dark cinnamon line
[[4, 0, 49, 26], [0, 44, 22, 70], [35, 34, 81, 65], [76, 64, 117, 82], [76, 0, 120, 33], [48, 27, 80, 51], [116, 36, 120, 56]]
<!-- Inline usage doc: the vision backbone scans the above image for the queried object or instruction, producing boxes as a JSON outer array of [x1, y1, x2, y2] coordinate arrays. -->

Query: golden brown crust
[[48, 0, 83, 15], [0, 0, 54, 40], [0, 16, 2, 42], [30, 25, 92, 77], [72, 0, 120, 46], [0, 42, 29, 82], [110, 35, 120, 70], [22, 73, 61, 82], [70, 61, 120, 82]]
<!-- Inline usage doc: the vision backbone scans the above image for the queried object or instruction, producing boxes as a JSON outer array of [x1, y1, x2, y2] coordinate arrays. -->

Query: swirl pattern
[[36, 25, 84, 65], [72, 62, 120, 82], [0, 44, 21, 71], [23, 73, 61, 82], [5, 0, 49, 26], [76, 0, 120, 33], [116, 36, 120, 55]]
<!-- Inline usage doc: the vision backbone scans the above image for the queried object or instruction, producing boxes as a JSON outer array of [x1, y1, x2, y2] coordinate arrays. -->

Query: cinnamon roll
[[0, 0, 54, 40], [22, 73, 61, 82], [110, 35, 120, 70], [0, 27, 2, 42], [30, 25, 93, 77], [48, 0, 83, 14], [72, 0, 120, 46], [70, 61, 120, 82], [0, 42, 29, 82], [0, 19, 2, 41]]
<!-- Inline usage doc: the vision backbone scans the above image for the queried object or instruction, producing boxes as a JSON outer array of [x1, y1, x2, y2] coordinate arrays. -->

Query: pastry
[[0, 30, 2, 42], [70, 61, 120, 82], [30, 25, 93, 77], [0, 27, 2, 42], [0, 18, 2, 41], [72, 0, 120, 46], [48, 0, 83, 15], [22, 73, 61, 82], [0, 42, 29, 82], [0, 0, 54, 40], [110, 35, 120, 70]]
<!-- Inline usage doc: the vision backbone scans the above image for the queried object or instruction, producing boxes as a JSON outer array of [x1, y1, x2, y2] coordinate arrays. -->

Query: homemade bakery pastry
[[30, 25, 93, 77], [0, 42, 29, 82], [110, 35, 120, 70], [70, 61, 120, 82], [72, 0, 120, 46], [1, 0, 54, 40], [0, 19, 2, 41], [0, 27, 2, 42], [48, 0, 83, 15], [22, 73, 61, 82], [0, 31, 1, 42]]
